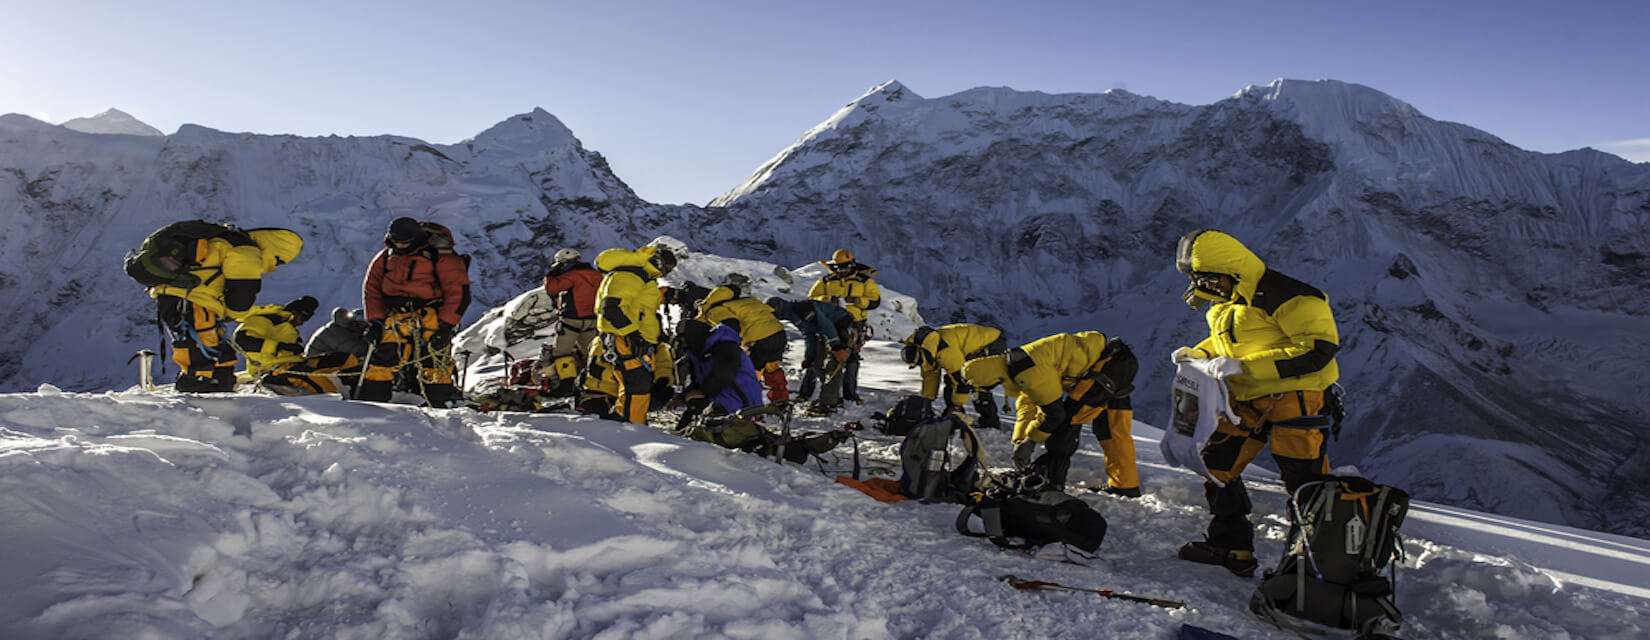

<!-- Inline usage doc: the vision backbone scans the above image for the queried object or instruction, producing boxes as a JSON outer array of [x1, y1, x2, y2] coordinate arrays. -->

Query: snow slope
[[59, 108, 165, 137], [2, 342, 1646, 639], [695, 79, 1650, 536]]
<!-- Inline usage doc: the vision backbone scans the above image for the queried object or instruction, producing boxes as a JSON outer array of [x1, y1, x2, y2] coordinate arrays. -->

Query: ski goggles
[[1182, 272, 1235, 308]]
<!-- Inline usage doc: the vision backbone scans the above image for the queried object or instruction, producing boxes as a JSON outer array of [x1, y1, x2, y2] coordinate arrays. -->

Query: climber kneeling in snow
[[1172, 228, 1341, 578], [591, 242, 677, 424], [234, 296, 319, 377], [698, 273, 790, 402], [540, 247, 603, 396], [358, 217, 471, 407], [960, 331, 1141, 496], [766, 297, 856, 415], [255, 302, 374, 397], [900, 323, 1008, 429], [808, 249, 880, 403], [670, 317, 850, 461], [125, 220, 304, 392], [670, 318, 764, 424]]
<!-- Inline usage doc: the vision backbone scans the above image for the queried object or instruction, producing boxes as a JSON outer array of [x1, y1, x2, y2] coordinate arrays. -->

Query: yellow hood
[[1180, 230, 1266, 302], [596, 246, 662, 278], [249, 229, 304, 272]]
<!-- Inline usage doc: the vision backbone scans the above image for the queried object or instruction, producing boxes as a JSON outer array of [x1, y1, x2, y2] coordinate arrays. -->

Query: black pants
[[748, 332, 787, 370], [1030, 400, 1081, 488]]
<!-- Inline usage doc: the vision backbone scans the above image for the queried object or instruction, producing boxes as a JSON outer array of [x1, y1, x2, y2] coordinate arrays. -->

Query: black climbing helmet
[[675, 317, 712, 354], [385, 217, 426, 247], [649, 246, 678, 275], [285, 296, 320, 323]]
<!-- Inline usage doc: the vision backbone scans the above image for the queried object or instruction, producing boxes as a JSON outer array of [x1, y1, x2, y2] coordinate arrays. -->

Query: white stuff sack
[[1160, 358, 1240, 486]]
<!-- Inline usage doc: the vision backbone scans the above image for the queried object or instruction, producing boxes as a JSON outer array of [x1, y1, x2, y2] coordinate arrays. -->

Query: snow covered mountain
[[2, 78, 1647, 536], [693, 79, 1650, 536], [59, 108, 164, 136], [3, 344, 1647, 638]]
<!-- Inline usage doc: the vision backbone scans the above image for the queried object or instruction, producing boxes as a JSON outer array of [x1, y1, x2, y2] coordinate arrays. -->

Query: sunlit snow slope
[[1, 339, 1646, 639]]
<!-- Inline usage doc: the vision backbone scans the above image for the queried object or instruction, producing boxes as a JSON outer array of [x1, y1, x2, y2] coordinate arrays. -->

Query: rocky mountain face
[[693, 80, 1650, 535], [2, 79, 1646, 534]]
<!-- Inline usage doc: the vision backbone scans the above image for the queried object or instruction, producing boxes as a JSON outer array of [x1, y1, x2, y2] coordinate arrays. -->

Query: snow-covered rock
[[59, 108, 165, 137]]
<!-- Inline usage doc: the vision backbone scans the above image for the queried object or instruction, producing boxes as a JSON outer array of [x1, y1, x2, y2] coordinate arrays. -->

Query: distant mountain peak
[[468, 107, 578, 150], [60, 108, 164, 137]]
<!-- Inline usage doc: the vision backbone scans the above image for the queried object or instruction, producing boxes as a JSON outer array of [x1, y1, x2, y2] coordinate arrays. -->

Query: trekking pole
[[998, 575, 1185, 610]]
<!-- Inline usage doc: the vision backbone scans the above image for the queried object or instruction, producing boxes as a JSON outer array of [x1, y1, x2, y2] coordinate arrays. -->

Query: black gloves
[[429, 323, 456, 350], [1035, 400, 1068, 434]]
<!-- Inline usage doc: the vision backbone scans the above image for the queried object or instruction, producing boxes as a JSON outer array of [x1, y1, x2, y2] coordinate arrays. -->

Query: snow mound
[[2, 339, 1647, 638]]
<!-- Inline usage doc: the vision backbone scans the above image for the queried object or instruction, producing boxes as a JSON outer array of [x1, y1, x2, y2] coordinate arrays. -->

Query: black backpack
[[897, 414, 982, 503], [124, 220, 252, 288], [955, 479, 1108, 554], [1251, 476, 1410, 637], [875, 395, 934, 436]]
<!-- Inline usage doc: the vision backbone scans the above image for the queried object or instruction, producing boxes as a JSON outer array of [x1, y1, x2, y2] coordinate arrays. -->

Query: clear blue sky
[[3, 0, 1646, 204]]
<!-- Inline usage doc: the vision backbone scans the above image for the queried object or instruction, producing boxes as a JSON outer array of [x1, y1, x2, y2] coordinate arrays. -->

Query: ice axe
[[127, 350, 157, 391]]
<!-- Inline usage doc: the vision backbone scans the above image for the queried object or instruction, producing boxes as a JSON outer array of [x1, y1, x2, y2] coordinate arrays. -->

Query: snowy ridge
[[2, 340, 1646, 638]]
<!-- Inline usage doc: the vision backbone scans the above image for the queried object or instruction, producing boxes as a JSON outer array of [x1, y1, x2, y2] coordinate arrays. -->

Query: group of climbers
[[126, 216, 472, 406], [128, 217, 1342, 581]]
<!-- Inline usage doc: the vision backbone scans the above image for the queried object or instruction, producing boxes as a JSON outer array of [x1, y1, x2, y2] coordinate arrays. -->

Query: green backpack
[[124, 220, 252, 288]]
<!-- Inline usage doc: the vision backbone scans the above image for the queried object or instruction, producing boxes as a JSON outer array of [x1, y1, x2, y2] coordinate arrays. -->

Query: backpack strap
[[1359, 486, 1394, 572]]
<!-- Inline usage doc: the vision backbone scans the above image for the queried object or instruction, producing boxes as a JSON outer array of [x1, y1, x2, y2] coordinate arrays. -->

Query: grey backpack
[[1251, 476, 1410, 637], [897, 415, 983, 503]]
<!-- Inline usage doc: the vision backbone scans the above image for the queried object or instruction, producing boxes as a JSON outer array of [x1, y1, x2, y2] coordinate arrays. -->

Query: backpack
[[1250, 476, 1410, 637], [955, 482, 1108, 554], [875, 395, 934, 436], [124, 220, 252, 288], [897, 415, 983, 503]]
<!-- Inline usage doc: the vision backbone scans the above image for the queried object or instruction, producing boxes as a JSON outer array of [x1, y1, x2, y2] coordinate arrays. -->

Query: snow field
[[0, 342, 1645, 638]]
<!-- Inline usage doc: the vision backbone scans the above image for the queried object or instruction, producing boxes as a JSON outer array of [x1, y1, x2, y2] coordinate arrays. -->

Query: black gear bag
[[875, 394, 934, 436], [955, 480, 1107, 554]]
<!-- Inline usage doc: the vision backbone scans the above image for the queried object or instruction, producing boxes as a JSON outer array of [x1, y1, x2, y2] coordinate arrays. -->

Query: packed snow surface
[[2, 342, 1646, 639]]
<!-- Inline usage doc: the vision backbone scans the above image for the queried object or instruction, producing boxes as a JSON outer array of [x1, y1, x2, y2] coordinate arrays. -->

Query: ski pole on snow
[[999, 575, 1185, 610]]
